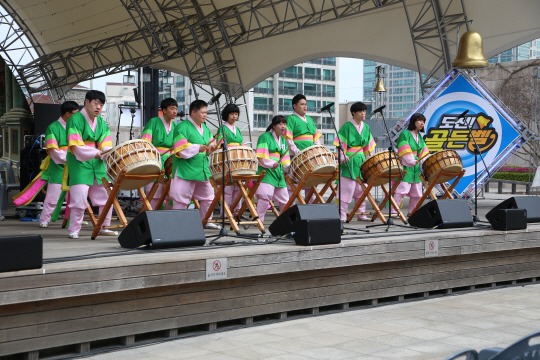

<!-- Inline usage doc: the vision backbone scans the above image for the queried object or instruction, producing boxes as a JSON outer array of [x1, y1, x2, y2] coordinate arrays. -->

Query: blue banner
[[421, 74, 520, 194]]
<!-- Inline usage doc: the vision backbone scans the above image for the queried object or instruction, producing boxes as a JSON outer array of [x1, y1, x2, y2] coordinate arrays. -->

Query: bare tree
[[494, 60, 540, 168]]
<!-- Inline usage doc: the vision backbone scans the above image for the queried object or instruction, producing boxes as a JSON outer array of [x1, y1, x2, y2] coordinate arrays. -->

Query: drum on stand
[[360, 151, 402, 186], [290, 145, 337, 188], [422, 150, 463, 184], [105, 140, 162, 190], [209, 146, 258, 183]]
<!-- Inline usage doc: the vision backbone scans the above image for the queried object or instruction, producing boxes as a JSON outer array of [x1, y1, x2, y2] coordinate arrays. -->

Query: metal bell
[[373, 79, 387, 92], [452, 31, 489, 68]]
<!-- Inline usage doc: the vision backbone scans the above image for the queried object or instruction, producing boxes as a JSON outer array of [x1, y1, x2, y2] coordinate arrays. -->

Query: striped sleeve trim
[[45, 137, 59, 150], [397, 144, 412, 157], [141, 133, 153, 142], [418, 146, 430, 160], [281, 154, 291, 165], [256, 147, 270, 159], [313, 130, 322, 142], [285, 129, 293, 140], [97, 135, 112, 150], [364, 138, 376, 155], [67, 133, 85, 147], [174, 137, 191, 154]]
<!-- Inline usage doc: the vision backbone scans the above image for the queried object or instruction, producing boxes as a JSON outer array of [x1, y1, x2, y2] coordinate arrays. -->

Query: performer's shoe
[[39, 222, 48, 228], [82, 221, 89, 225], [69, 233, 79, 239], [357, 216, 369, 221], [98, 229, 119, 236], [205, 223, 222, 230]]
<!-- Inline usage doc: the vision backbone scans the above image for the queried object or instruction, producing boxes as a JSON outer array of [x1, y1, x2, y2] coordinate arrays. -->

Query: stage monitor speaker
[[292, 219, 341, 246], [118, 210, 206, 249], [269, 204, 340, 236], [408, 200, 473, 229], [486, 209, 527, 231], [486, 196, 540, 223], [0, 235, 42, 273]]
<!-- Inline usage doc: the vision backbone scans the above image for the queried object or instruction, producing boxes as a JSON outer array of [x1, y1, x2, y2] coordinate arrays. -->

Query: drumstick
[[271, 150, 289, 172]]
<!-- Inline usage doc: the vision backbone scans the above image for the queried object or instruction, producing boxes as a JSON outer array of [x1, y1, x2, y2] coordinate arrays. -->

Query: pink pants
[[170, 177, 214, 221], [221, 185, 242, 216], [337, 177, 367, 220], [39, 183, 63, 223], [256, 183, 289, 223], [144, 182, 172, 210], [68, 179, 113, 234], [392, 182, 423, 215]]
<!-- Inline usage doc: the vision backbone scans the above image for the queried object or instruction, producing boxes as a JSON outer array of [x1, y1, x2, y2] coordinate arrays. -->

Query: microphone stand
[[207, 97, 258, 243], [455, 110, 490, 223], [367, 109, 414, 231], [129, 108, 136, 141], [116, 107, 122, 146], [324, 106, 369, 233]]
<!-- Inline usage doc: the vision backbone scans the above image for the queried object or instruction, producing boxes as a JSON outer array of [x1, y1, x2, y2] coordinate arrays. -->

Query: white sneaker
[[357, 216, 369, 221], [82, 221, 89, 225], [69, 233, 79, 239], [205, 223, 222, 230], [39, 222, 48, 228]]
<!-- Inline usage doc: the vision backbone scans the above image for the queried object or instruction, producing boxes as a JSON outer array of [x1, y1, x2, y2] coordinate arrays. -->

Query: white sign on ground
[[206, 258, 227, 280], [425, 239, 439, 258]]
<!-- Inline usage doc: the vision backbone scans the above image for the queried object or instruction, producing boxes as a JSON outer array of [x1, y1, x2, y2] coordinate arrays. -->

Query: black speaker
[[269, 204, 340, 236], [408, 200, 473, 229], [0, 235, 42, 273], [486, 209, 527, 231], [486, 196, 540, 223], [118, 210, 206, 249], [292, 219, 341, 246], [34, 103, 62, 136]]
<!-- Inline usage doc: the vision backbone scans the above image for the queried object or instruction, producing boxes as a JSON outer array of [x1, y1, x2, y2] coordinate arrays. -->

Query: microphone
[[208, 92, 222, 105], [317, 102, 335, 113], [178, 111, 185, 118], [456, 110, 469, 119], [371, 105, 386, 115]]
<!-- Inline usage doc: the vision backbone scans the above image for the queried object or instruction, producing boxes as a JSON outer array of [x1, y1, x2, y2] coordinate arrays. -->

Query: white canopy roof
[[4, 0, 540, 95]]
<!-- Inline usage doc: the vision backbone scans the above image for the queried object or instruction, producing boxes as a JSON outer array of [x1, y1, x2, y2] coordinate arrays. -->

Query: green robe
[[216, 124, 244, 148], [141, 116, 176, 170], [42, 120, 68, 184], [285, 114, 322, 152], [172, 120, 212, 181], [334, 121, 376, 180], [255, 131, 290, 188], [66, 112, 112, 186], [397, 130, 429, 184]]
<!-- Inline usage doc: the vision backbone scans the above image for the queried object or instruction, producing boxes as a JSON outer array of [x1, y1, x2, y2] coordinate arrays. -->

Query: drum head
[[118, 162, 162, 190]]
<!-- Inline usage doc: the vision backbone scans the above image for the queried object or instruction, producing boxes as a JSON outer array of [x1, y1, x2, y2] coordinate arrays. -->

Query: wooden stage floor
[[2, 195, 540, 359]]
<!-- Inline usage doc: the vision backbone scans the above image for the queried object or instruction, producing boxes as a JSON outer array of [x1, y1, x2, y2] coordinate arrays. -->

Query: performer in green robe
[[142, 97, 178, 209], [13, 102, 79, 226], [65, 90, 116, 239], [284, 94, 323, 202], [215, 103, 245, 216], [333, 102, 376, 220], [255, 115, 291, 223], [394, 113, 430, 215], [170, 99, 220, 229]]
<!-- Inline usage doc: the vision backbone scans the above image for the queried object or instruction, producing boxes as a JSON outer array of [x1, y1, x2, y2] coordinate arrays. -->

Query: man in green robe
[[142, 97, 178, 209], [284, 94, 323, 201], [170, 100, 221, 229], [66, 90, 115, 239]]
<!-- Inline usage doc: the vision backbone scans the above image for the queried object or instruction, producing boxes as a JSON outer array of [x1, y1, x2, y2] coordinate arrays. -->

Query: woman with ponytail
[[254, 115, 291, 223]]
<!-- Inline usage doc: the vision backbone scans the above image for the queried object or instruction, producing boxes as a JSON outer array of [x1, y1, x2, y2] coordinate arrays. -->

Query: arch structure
[[0, 0, 538, 108]]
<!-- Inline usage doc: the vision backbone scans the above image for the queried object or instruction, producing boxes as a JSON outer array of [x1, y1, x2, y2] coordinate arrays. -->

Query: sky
[[80, 57, 365, 104]]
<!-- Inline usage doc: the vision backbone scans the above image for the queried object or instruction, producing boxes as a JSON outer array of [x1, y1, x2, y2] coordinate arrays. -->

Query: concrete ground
[[82, 283, 540, 360]]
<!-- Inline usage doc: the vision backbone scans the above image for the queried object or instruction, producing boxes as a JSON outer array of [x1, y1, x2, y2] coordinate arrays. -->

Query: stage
[[2, 194, 540, 359]]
